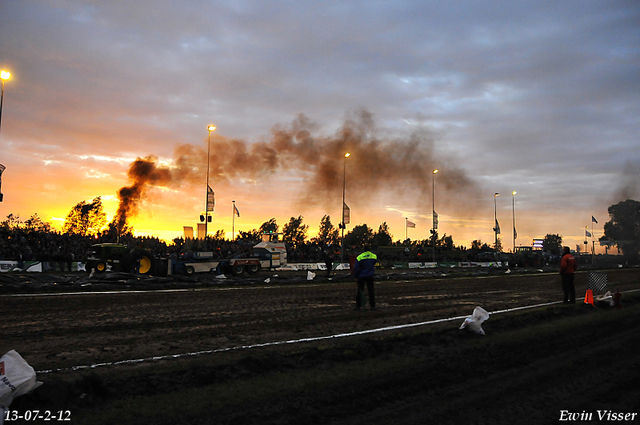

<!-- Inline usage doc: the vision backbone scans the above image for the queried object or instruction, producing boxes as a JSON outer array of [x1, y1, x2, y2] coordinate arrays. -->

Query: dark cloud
[[1, 0, 639, 243]]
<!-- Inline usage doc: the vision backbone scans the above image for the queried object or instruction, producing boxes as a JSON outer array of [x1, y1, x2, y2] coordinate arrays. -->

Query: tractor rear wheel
[[128, 250, 155, 274]]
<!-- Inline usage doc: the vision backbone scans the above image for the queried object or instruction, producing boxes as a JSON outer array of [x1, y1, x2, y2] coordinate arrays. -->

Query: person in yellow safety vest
[[354, 245, 377, 310]]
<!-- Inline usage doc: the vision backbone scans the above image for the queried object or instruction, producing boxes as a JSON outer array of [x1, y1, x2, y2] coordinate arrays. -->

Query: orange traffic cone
[[584, 289, 594, 305]]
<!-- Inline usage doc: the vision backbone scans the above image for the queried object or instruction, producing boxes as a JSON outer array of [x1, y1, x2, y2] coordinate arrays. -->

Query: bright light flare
[[0, 70, 10, 81], [207, 124, 216, 132]]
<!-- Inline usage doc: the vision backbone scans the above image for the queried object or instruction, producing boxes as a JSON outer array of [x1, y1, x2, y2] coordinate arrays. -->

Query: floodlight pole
[[340, 153, 350, 264], [205, 125, 216, 238], [512, 191, 517, 253], [0, 70, 12, 133], [432, 169, 438, 263], [494, 193, 500, 250]]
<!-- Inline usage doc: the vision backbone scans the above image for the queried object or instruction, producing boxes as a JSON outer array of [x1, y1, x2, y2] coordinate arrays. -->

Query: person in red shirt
[[559, 246, 578, 304]]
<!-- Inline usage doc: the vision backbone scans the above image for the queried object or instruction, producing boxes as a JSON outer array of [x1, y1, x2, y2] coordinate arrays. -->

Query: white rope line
[[35, 288, 640, 374], [33, 300, 564, 374]]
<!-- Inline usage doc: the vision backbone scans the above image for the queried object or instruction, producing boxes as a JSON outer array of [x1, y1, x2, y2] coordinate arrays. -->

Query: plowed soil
[[3, 267, 640, 424]]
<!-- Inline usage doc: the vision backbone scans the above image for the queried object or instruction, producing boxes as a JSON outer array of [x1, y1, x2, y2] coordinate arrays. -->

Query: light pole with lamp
[[0, 70, 11, 132], [340, 152, 351, 264], [493, 193, 500, 250], [512, 191, 517, 253], [0, 70, 11, 203], [431, 169, 438, 263], [204, 124, 216, 238]]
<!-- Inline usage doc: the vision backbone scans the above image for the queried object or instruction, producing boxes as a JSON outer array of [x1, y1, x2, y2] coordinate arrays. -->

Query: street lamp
[[0, 70, 10, 203], [512, 191, 517, 253], [0, 70, 11, 132], [432, 169, 438, 263], [341, 152, 351, 264], [494, 193, 500, 250], [205, 124, 216, 238]]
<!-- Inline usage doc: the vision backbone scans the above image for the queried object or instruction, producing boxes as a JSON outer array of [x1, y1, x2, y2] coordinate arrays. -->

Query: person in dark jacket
[[559, 246, 578, 304], [353, 245, 377, 310], [324, 249, 334, 277]]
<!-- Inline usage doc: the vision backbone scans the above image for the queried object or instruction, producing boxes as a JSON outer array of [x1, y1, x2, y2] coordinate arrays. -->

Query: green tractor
[[85, 243, 156, 274]]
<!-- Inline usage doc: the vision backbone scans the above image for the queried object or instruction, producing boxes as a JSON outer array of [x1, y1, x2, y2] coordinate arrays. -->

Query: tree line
[[2, 197, 638, 263]]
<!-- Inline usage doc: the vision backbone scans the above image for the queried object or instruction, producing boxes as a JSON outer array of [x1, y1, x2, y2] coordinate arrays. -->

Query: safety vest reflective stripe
[[357, 252, 377, 261]]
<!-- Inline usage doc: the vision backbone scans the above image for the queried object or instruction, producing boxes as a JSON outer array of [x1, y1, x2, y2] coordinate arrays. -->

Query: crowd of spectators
[[1, 229, 89, 266], [0, 228, 169, 271], [0, 225, 576, 272], [0, 227, 352, 269]]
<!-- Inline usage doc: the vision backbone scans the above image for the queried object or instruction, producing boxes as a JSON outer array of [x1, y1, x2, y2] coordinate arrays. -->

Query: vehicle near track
[[173, 232, 287, 276], [252, 231, 287, 270], [84, 243, 157, 274]]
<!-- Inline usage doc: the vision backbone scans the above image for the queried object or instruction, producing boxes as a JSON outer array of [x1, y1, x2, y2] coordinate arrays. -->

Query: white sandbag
[[307, 271, 316, 281], [0, 350, 43, 409], [595, 291, 614, 308], [459, 306, 490, 335]]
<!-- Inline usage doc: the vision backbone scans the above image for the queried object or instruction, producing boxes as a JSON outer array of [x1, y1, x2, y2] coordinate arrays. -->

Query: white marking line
[[35, 288, 640, 374], [31, 300, 557, 374], [1, 283, 327, 298]]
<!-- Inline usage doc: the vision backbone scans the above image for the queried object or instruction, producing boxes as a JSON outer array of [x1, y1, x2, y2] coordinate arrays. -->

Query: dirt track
[[3, 268, 640, 424]]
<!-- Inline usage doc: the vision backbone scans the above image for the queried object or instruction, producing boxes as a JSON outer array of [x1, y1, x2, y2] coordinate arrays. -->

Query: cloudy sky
[[1, 0, 638, 251]]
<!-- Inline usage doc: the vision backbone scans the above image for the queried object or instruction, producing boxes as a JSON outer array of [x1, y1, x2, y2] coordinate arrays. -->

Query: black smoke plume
[[114, 110, 479, 228]]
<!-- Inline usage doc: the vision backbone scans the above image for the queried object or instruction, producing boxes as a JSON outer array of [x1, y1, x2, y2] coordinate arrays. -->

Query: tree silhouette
[[604, 199, 640, 261], [283, 216, 308, 248], [344, 224, 374, 248], [259, 218, 279, 234], [63, 197, 107, 236], [372, 222, 393, 246], [312, 215, 339, 246], [543, 234, 563, 255]]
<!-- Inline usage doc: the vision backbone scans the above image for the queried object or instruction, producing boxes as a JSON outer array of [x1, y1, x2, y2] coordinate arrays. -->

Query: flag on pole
[[207, 185, 215, 212], [343, 202, 351, 225], [406, 220, 416, 228], [513, 227, 517, 240], [592, 216, 598, 224], [494, 219, 501, 235], [0, 164, 5, 202], [233, 204, 240, 217], [586, 229, 592, 238], [433, 210, 438, 230]]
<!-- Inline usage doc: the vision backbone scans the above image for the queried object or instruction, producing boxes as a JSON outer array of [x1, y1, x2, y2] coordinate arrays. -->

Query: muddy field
[[2, 267, 640, 424]]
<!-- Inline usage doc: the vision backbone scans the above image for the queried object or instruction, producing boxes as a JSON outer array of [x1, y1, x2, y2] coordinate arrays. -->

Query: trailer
[[173, 252, 263, 276], [174, 232, 287, 276]]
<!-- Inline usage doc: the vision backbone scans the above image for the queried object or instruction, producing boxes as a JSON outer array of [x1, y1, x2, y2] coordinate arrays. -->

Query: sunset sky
[[1, 1, 638, 253]]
